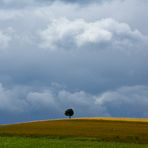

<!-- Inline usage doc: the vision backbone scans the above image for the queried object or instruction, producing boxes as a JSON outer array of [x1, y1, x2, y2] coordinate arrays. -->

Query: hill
[[0, 117, 148, 144]]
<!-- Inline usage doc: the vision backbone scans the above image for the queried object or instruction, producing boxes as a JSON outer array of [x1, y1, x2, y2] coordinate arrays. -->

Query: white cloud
[[0, 83, 28, 112], [95, 85, 148, 117], [39, 18, 145, 50], [26, 90, 59, 110], [0, 30, 11, 49]]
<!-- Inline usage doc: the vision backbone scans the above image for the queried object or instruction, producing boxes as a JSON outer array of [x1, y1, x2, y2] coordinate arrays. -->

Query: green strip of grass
[[0, 136, 148, 148]]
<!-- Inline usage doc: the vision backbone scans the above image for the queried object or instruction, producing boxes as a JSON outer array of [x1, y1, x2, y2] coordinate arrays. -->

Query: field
[[0, 118, 148, 147], [0, 136, 148, 148]]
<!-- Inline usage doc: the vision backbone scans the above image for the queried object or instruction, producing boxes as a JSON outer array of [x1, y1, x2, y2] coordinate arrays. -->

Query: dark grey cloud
[[0, 83, 148, 124], [44, 0, 109, 4], [0, 0, 148, 123], [0, 22, 148, 123], [0, 0, 111, 9]]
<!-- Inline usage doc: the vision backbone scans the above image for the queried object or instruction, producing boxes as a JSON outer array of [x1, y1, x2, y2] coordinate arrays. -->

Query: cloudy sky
[[0, 0, 148, 123]]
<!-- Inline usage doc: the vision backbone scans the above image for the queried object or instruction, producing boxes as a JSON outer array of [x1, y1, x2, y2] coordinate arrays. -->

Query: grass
[[0, 117, 148, 146], [0, 136, 148, 148]]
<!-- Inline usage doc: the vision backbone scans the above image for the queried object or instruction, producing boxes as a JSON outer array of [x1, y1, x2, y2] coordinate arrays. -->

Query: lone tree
[[64, 108, 74, 119]]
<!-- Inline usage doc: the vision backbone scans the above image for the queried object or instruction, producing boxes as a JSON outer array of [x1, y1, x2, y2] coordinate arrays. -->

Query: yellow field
[[74, 117, 148, 122], [0, 117, 148, 144]]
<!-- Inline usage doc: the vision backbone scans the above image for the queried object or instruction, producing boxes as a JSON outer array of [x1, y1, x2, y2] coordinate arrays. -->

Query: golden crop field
[[0, 117, 148, 144]]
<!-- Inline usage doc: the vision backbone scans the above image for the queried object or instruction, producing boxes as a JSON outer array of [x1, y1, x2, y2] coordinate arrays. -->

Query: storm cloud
[[0, 0, 111, 8], [0, 83, 148, 123], [0, 0, 148, 123]]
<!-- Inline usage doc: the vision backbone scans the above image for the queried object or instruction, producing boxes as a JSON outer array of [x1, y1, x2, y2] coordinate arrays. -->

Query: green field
[[0, 136, 147, 148], [0, 118, 148, 147]]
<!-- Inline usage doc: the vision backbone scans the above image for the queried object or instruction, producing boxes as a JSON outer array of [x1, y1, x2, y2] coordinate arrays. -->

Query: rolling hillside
[[0, 118, 148, 144]]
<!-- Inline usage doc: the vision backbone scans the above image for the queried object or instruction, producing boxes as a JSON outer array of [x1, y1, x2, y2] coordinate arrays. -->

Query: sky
[[0, 0, 148, 123]]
